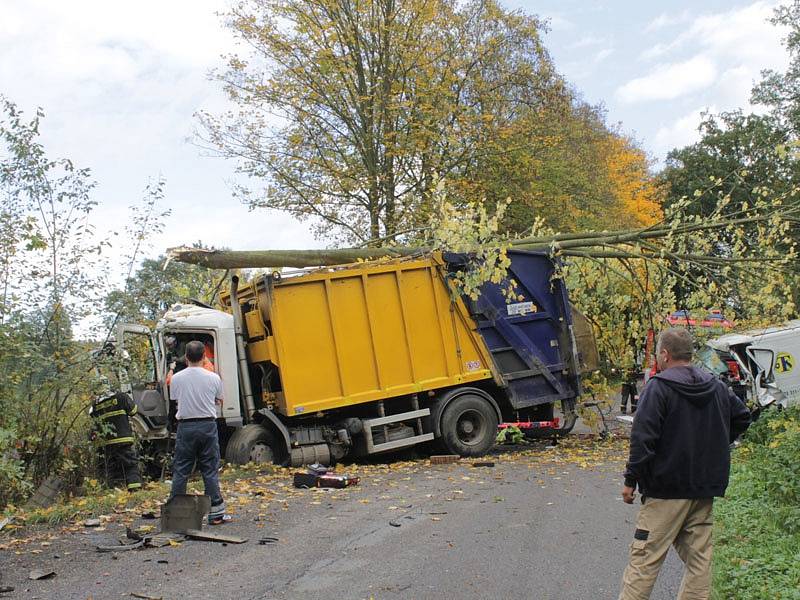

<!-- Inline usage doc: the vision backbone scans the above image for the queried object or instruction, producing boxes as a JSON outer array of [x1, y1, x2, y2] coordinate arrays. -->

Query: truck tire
[[440, 393, 499, 457], [225, 425, 280, 465]]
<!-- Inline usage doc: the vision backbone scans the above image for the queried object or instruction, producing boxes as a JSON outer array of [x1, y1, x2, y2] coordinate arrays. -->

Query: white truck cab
[[156, 303, 243, 426], [115, 303, 245, 451]]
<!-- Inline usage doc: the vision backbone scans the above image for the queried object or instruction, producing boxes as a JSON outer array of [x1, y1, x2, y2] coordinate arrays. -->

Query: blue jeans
[[170, 420, 225, 514]]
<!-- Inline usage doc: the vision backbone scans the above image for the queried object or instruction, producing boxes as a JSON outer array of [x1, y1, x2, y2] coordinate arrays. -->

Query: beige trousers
[[619, 497, 714, 600]]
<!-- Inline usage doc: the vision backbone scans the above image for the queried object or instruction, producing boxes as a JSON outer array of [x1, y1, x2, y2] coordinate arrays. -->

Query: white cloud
[[616, 56, 717, 103], [0, 0, 322, 272], [618, 1, 788, 110], [641, 41, 678, 61], [593, 48, 614, 65], [545, 14, 574, 31], [569, 35, 604, 49], [645, 9, 693, 33], [654, 107, 716, 157]]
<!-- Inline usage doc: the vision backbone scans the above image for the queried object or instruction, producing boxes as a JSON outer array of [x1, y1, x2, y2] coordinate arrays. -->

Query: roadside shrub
[[713, 406, 800, 599], [0, 426, 32, 505], [741, 406, 800, 527]]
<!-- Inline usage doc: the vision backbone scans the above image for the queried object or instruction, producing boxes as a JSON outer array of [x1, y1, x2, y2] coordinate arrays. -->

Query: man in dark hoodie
[[618, 328, 750, 600]]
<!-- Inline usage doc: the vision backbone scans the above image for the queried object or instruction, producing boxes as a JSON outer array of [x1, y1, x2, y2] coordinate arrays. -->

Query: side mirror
[[746, 347, 775, 382]]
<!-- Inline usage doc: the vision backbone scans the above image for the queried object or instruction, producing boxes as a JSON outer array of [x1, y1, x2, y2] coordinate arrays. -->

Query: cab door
[[117, 324, 168, 429]]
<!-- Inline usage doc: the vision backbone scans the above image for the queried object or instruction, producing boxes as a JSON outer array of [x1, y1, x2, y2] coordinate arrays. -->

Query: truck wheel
[[440, 394, 499, 457], [225, 425, 280, 465]]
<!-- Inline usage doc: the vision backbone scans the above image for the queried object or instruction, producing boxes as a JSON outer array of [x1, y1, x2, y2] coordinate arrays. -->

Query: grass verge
[[712, 406, 800, 600], [1, 462, 280, 529]]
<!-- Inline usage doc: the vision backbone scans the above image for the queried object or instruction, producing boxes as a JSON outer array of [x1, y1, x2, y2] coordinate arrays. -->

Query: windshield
[[696, 345, 729, 376]]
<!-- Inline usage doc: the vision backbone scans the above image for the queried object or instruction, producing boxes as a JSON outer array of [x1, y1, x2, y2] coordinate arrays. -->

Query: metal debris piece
[[28, 569, 56, 580], [26, 477, 63, 509], [131, 593, 163, 600], [389, 520, 401, 527], [84, 518, 102, 527], [430, 455, 459, 465], [148, 533, 185, 548], [161, 495, 210, 534], [184, 529, 247, 544], [258, 537, 278, 545], [96, 539, 145, 553]]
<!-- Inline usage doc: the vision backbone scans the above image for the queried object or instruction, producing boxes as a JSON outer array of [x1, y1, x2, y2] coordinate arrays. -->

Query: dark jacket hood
[[653, 365, 717, 407]]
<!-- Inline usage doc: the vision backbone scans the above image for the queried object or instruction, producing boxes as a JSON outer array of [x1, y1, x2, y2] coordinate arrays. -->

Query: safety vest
[[91, 392, 138, 446]]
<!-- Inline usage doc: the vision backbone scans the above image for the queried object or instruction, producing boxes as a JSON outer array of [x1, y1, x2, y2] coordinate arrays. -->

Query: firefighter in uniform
[[91, 391, 143, 492]]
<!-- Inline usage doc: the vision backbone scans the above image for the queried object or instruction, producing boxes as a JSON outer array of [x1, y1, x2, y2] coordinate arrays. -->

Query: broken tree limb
[[166, 246, 419, 269], [167, 203, 800, 270]]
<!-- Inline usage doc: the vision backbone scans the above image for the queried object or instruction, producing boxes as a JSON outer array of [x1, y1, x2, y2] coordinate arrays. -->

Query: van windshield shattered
[[696, 345, 729, 376]]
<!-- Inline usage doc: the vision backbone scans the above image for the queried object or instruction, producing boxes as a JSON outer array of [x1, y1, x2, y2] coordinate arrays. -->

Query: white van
[[704, 320, 800, 409]]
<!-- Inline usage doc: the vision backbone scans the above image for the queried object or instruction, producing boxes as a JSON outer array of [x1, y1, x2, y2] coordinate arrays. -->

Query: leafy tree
[[752, 0, 800, 135], [105, 250, 225, 326], [0, 97, 104, 490], [470, 102, 626, 234], [200, 0, 568, 244], [662, 111, 797, 217], [0, 99, 176, 505], [602, 132, 663, 227]]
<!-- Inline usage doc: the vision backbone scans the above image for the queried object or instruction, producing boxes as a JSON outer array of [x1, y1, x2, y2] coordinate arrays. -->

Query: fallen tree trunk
[[166, 246, 419, 269], [167, 211, 799, 269]]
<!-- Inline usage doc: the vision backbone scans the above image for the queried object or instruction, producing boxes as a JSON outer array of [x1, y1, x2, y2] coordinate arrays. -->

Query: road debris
[[131, 593, 163, 600], [161, 494, 211, 533], [26, 476, 63, 509], [471, 461, 495, 468], [28, 569, 56, 580], [184, 529, 247, 544], [97, 539, 145, 553], [0, 586, 14, 594], [0, 517, 10, 532], [430, 455, 459, 465], [83, 518, 102, 527], [258, 537, 279, 545], [389, 520, 401, 527], [293, 472, 360, 489]]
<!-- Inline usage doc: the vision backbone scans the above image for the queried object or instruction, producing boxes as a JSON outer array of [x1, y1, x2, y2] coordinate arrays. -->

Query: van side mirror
[[746, 347, 775, 382]]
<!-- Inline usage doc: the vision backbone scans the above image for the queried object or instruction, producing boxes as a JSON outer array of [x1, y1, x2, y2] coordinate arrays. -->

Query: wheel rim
[[455, 409, 488, 446], [249, 442, 274, 463]]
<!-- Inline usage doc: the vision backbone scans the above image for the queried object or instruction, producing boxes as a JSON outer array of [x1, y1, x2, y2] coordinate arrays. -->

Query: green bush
[[0, 427, 32, 506], [713, 406, 800, 599]]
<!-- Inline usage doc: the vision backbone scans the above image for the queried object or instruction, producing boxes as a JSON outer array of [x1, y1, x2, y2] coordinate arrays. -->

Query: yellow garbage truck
[[117, 250, 595, 466]]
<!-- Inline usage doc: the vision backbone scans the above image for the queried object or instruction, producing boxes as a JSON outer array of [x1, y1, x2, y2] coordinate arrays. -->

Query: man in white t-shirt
[[168, 340, 228, 524]]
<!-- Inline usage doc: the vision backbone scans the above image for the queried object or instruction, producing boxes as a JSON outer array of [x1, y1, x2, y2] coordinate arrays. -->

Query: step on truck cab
[[119, 250, 595, 467]]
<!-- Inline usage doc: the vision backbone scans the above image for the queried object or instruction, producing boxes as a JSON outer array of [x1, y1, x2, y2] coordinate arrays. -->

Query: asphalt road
[[0, 428, 685, 600]]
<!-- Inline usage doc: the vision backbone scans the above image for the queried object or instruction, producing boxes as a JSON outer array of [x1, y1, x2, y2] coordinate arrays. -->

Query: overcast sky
[[0, 0, 791, 262]]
